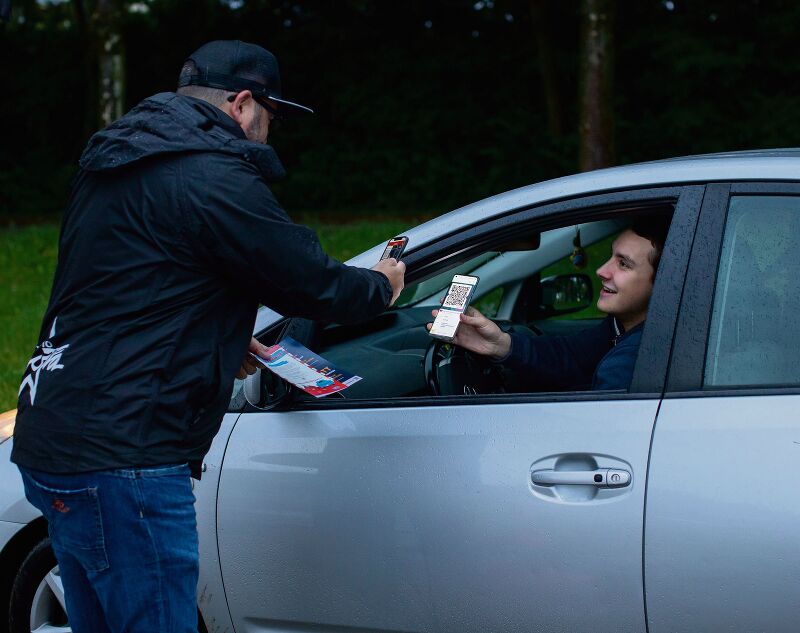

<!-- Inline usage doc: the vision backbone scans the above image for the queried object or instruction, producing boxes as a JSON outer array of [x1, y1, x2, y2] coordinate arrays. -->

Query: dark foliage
[[1, 0, 799, 221]]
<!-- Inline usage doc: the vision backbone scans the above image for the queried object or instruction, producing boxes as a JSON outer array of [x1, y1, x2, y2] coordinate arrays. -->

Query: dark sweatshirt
[[502, 316, 643, 391]]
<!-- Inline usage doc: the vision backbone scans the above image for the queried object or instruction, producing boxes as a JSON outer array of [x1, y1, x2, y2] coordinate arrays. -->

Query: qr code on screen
[[443, 283, 472, 310]]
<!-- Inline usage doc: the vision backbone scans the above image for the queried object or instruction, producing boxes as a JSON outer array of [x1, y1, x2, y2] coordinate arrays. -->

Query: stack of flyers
[[249, 337, 362, 398]]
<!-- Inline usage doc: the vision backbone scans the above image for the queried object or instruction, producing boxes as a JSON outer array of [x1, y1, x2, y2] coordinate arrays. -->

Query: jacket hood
[[79, 92, 286, 181]]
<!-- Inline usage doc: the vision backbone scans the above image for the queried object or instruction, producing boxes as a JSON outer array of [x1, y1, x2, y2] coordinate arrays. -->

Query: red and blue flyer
[[249, 337, 361, 398]]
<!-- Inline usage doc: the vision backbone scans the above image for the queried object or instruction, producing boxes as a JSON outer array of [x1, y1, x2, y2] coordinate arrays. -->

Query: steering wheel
[[423, 339, 499, 395], [423, 322, 542, 396]]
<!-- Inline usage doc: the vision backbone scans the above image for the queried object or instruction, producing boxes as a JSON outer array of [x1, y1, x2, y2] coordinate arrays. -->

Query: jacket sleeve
[[501, 318, 613, 391], [181, 155, 392, 325]]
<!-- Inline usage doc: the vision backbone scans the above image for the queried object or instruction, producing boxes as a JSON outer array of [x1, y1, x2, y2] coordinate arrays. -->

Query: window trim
[[282, 185, 704, 411], [628, 185, 705, 393], [666, 182, 800, 394], [398, 188, 685, 287], [292, 390, 663, 412]]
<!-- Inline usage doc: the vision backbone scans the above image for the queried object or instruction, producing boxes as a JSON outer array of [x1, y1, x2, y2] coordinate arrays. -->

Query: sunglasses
[[226, 93, 282, 121]]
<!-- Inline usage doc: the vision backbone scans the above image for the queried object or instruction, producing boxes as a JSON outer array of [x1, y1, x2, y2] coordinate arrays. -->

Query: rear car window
[[705, 195, 800, 387]]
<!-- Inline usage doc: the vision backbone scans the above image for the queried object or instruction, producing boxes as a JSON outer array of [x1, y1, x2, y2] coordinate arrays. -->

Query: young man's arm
[[431, 307, 612, 391]]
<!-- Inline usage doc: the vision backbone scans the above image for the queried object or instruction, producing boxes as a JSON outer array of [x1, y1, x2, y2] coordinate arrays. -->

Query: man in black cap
[[12, 40, 404, 632]]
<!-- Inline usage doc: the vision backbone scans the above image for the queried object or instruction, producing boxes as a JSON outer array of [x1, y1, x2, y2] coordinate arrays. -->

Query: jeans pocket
[[23, 474, 110, 572]]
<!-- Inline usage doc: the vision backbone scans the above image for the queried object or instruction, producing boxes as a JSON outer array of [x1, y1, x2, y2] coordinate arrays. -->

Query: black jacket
[[503, 316, 643, 391], [12, 93, 391, 476]]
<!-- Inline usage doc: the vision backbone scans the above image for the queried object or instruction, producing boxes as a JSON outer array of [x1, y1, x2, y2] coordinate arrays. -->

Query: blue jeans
[[19, 464, 199, 633]]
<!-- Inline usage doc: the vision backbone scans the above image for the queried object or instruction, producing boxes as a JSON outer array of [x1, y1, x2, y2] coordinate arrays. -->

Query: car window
[[305, 214, 659, 401], [705, 195, 800, 387], [473, 286, 504, 318]]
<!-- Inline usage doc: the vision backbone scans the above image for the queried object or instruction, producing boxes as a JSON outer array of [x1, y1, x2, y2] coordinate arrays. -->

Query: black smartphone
[[428, 274, 480, 342], [380, 236, 409, 261]]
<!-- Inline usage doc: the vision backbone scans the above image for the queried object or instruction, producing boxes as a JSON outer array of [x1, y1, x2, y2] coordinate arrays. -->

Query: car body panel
[[195, 411, 241, 633], [217, 399, 658, 633], [645, 395, 800, 632], [0, 435, 37, 525]]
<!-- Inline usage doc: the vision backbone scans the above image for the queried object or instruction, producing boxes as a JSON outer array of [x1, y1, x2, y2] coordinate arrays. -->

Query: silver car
[[2, 149, 799, 633]]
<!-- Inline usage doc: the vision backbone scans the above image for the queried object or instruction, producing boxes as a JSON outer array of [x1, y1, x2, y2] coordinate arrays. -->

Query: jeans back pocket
[[22, 472, 110, 572]]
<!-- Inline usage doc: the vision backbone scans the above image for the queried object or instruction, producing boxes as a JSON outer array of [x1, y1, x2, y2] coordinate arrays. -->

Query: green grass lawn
[[0, 219, 413, 412], [1, 225, 61, 413]]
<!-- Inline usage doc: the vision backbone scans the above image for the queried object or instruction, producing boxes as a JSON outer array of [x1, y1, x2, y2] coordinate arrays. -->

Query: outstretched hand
[[426, 306, 511, 360]]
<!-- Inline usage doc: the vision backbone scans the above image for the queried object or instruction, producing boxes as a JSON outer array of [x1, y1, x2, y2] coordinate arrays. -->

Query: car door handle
[[531, 468, 631, 488]]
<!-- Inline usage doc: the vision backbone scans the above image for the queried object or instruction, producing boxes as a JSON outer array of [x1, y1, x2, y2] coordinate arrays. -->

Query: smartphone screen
[[429, 274, 480, 341], [380, 236, 409, 261]]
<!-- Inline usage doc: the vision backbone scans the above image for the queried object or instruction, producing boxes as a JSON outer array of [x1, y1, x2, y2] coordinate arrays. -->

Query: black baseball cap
[[178, 40, 313, 116]]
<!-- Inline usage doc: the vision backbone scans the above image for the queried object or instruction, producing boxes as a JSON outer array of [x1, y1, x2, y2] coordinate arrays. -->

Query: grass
[[1, 225, 61, 413], [0, 218, 415, 412]]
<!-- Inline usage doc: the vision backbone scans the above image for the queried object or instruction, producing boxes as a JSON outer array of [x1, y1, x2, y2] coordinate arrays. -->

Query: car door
[[645, 184, 800, 632], [216, 186, 703, 633]]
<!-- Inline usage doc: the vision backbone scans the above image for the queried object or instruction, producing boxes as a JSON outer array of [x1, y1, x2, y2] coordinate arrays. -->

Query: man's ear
[[225, 90, 254, 125]]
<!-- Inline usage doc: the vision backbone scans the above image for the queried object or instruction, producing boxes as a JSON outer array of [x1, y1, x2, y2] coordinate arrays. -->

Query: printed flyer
[[250, 337, 361, 398]]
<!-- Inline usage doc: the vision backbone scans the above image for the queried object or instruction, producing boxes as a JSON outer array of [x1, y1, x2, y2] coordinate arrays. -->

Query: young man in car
[[430, 217, 669, 391], [11, 41, 404, 633]]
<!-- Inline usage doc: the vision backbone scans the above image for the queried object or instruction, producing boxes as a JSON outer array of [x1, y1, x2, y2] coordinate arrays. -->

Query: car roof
[[404, 149, 800, 249]]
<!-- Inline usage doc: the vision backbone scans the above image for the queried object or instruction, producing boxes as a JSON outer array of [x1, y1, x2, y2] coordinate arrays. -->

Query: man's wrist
[[374, 270, 393, 306]]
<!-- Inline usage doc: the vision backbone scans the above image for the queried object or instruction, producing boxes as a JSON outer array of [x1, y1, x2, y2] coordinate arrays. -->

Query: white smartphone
[[429, 274, 480, 342]]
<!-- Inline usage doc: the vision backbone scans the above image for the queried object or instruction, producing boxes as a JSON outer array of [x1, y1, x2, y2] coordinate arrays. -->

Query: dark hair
[[630, 215, 671, 279]]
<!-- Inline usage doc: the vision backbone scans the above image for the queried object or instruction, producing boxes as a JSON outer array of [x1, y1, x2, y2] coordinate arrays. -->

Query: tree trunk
[[71, 0, 98, 144], [529, 0, 564, 138], [93, 0, 125, 128], [578, 0, 615, 171]]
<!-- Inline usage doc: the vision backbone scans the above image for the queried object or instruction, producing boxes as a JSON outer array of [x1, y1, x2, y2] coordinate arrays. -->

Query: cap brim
[[270, 96, 314, 116]]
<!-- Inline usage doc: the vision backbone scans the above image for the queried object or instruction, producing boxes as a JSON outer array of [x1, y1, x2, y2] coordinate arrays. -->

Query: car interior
[[244, 205, 675, 407]]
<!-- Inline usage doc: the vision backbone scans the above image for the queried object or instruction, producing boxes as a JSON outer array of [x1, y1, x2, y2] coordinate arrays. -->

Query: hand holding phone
[[372, 258, 406, 306], [428, 274, 480, 342]]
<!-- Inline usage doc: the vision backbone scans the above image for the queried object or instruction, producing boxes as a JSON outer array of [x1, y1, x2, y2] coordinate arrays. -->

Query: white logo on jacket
[[18, 318, 70, 405]]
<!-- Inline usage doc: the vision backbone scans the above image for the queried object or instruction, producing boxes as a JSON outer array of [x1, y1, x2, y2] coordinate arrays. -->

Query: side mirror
[[242, 367, 292, 411], [539, 273, 593, 316]]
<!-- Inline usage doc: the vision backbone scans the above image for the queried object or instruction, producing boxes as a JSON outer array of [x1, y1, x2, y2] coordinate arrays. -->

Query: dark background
[[2, 0, 800, 221]]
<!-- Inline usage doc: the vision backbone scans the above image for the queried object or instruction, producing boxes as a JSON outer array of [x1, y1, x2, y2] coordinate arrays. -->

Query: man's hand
[[236, 337, 271, 379], [426, 306, 511, 360], [372, 258, 406, 306]]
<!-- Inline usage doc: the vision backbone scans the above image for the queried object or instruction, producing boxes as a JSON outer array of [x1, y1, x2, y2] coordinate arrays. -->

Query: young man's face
[[595, 229, 656, 330]]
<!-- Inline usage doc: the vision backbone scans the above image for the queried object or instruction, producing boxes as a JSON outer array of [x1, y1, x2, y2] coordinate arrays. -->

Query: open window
[[252, 201, 677, 404]]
